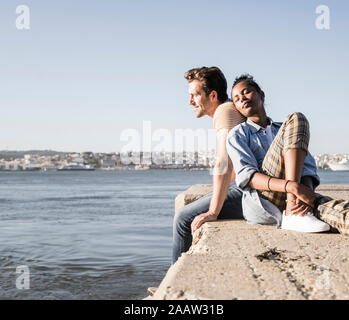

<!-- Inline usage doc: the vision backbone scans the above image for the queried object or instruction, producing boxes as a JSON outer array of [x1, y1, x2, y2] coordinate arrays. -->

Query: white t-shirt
[[213, 101, 246, 133]]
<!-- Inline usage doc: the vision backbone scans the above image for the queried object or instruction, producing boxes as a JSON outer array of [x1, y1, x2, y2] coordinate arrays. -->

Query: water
[[0, 169, 212, 299], [0, 169, 347, 300], [316, 170, 349, 185]]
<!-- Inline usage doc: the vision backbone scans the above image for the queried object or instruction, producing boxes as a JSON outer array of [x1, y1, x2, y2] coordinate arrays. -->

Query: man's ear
[[210, 90, 218, 101]]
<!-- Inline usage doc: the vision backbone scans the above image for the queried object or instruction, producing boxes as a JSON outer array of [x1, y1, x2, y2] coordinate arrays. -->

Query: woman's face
[[231, 81, 264, 118]]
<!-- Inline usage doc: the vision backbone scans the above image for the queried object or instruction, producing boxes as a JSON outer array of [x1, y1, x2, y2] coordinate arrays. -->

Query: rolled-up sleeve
[[226, 128, 259, 190], [303, 153, 320, 188]]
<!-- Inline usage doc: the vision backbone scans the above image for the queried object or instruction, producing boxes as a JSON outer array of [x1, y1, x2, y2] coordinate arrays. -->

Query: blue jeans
[[172, 184, 244, 264]]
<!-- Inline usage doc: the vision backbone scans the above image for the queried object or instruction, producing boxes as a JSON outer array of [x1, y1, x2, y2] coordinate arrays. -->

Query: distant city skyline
[[1, 1, 348, 154], [1, 149, 347, 171], [0, 148, 348, 155]]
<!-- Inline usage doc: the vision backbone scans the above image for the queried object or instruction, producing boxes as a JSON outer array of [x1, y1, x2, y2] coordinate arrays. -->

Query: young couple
[[172, 66, 348, 264]]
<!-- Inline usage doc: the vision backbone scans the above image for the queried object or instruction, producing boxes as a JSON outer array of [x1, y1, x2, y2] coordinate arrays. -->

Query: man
[[172, 67, 245, 264], [227, 74, 348, 233]]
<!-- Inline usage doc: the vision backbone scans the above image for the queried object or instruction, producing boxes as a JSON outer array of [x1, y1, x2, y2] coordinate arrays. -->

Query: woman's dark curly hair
[[232, 74, 264, 101]]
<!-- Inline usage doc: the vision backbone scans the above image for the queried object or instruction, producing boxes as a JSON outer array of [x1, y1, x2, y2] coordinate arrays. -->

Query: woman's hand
[[285, 198, 313, 216], [288, 181, 317, 208]]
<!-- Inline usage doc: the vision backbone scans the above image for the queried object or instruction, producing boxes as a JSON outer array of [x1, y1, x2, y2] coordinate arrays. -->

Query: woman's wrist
[[285, 180, 298, 195]]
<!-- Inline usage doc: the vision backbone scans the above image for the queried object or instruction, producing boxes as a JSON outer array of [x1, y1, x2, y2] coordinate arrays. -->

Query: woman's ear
[[260, 90, 265, 102]]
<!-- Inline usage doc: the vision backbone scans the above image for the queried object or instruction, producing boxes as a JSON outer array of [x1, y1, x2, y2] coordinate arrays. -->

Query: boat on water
[[328, 159, 349, 171], [58, 164, 95, 171], [134, 165, 150, 170]]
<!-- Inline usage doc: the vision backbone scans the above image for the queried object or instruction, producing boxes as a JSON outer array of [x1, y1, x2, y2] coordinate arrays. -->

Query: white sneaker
[[281, 211, 330, 233]]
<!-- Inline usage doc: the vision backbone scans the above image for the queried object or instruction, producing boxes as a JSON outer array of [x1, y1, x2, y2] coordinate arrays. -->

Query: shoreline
[[0, 168, 348, 172]]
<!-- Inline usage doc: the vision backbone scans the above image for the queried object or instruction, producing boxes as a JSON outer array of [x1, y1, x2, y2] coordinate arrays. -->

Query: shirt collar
[[246, 117, 275, 133]]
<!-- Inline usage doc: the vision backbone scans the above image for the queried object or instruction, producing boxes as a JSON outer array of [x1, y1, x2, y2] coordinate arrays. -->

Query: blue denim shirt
[[226, 117, 320, 226]]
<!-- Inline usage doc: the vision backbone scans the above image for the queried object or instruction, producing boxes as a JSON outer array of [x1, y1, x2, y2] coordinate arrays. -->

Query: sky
[[0, 0, 348, 154]]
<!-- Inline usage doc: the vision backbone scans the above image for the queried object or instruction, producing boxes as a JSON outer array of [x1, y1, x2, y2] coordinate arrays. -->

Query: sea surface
[[0, 169, 348, 300]]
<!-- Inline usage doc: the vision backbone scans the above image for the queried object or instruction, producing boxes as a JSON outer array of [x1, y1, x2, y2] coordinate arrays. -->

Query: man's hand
[[191, 211, 218, 234]]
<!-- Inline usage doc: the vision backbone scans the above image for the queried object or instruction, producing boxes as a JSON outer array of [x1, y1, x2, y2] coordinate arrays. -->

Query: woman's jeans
[[172, 184, 243, 264]]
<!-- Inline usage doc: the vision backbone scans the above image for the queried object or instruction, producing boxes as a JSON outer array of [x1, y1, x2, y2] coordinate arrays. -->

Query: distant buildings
[[0, 151, 347, 171], [314, 154, 349, 170]]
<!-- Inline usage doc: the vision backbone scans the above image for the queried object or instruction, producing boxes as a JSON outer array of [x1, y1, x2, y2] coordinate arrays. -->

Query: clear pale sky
[[0, 0, 348, 154]]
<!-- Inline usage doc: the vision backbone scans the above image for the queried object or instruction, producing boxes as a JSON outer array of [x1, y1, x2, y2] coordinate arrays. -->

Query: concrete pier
[[149, 184, 349, 300]]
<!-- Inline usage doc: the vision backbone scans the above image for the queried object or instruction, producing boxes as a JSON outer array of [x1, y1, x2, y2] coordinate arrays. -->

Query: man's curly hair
[[184, 66, 228, 103]]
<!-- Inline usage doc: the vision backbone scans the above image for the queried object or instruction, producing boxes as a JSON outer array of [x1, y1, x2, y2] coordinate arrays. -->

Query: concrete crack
[[255, 247, 314, 299]]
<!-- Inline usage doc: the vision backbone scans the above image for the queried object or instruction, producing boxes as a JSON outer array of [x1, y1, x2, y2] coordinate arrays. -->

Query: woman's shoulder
[[227, 120, 249, 140]]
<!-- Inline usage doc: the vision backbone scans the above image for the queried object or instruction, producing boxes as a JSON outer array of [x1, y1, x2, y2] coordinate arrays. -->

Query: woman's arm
[[249, 172, 317, 213]]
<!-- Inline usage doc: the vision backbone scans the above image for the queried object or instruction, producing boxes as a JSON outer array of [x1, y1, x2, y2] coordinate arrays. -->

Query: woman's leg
[[260, 112, 310, 211], [284, 148, 308, 214], [315, 197, 349, 235]]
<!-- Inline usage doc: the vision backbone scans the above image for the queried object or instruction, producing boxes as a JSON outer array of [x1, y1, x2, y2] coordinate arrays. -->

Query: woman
[[226, 74, 330, 232]]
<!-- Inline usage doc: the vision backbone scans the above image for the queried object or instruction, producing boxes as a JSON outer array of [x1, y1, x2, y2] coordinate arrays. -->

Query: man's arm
[[191, 129, 232, 234], [208, 129, 233, 214]]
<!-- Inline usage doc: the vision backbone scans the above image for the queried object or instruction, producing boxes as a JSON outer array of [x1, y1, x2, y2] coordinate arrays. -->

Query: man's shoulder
[[213, 100, 246, 132], [214, 101, 235, 118]]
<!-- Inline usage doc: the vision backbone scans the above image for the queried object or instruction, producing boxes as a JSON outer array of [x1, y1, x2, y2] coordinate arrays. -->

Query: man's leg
[[172, 185, 243, 264], [172, 192, 211, 264]]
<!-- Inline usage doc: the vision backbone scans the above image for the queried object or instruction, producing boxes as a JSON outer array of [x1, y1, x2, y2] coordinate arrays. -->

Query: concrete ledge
[[175, 184, 349, 212], [174, 184, 213, 213], [150, 184, 349, 300]]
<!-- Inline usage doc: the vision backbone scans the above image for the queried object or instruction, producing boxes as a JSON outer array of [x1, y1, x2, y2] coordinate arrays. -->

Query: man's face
[[188, 80, 212, 118], [231, 82, 264, 118]]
